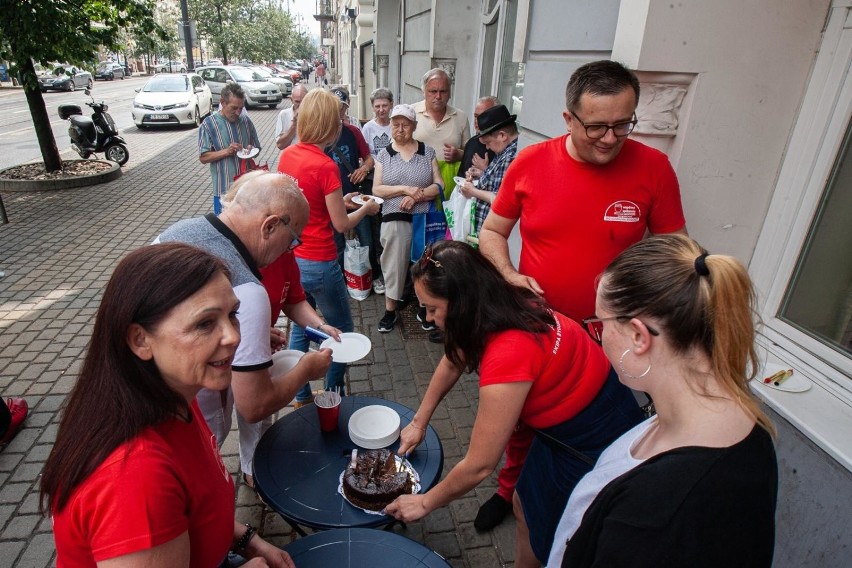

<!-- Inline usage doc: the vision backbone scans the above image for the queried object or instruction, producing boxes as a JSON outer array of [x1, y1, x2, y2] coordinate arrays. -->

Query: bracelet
[[409, 421, 426, 431], [233, 523, 256, 553]]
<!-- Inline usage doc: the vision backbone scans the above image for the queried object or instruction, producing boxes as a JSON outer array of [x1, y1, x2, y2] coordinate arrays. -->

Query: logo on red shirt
[[604, 200, 641, 223]]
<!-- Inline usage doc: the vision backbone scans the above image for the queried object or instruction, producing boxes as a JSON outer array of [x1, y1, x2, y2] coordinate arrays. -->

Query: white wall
[[612, 0, 830, 262]]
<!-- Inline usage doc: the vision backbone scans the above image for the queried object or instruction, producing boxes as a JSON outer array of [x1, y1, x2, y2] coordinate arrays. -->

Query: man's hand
[[297, 348, 333, 381], [471, 151, 489, 172], [270, 327, 287, 352], [442, 143, 461, 162], [459, 180, 477, 199], [348, 165, 369, 184], [227, 142, 242, 156], [506, 272, 545, 297]]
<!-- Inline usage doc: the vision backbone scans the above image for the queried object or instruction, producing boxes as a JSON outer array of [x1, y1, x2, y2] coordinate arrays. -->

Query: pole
[[180, 0, 195, 70]]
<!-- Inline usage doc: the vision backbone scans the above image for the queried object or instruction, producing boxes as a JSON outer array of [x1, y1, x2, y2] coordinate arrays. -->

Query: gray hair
[[221, 82, 245, 102], [478, 95, 500, 107], [292, 83, 309, 97], [421, 68, 451, 91], [370, 87, 394, 104]]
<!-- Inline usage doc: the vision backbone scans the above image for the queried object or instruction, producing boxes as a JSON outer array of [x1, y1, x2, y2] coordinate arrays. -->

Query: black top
[[459, 135, 496, 178], [562, 425, 778, 568]]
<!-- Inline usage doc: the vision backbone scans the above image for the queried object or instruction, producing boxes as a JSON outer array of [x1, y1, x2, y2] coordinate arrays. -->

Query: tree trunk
[[18, 58, 63, 172]]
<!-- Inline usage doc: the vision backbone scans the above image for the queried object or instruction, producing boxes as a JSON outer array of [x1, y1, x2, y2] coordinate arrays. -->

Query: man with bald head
[[275, 83, 309, 150], [155, 172, 334, 484]]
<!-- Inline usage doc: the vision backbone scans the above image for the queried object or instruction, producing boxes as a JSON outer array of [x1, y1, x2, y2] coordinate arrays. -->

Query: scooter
[[57, 89, 129, 166]]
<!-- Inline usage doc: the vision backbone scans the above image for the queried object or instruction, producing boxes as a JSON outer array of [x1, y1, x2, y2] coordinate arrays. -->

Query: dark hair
[[40, 243, 231, 513], [598, 234, 773, 434], [221, 82, 245, 102], [565, 60, 640, 112], [411, 241, 554, 372]]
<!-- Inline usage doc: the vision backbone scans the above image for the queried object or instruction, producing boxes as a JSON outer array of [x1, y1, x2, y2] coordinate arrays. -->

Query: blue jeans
[[290, 257, 354, 402], [516, 368, 644, 562]]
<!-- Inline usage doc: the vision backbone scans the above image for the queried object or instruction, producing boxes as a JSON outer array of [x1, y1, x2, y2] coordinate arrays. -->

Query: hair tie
[[694, 253, 710, 277]]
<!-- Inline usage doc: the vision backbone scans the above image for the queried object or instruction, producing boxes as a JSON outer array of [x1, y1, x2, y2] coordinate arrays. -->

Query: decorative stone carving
[[431, 59, 456, 84], [377, 55, 389, 69], [635, 83, 688, 136]]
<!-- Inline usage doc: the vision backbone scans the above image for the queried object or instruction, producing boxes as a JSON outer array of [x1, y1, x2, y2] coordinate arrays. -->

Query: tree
[[0, 0, 164, 172]]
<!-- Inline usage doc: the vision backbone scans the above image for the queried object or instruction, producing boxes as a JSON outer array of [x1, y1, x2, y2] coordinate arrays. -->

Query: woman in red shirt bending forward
[[385, 241, 643, 568]]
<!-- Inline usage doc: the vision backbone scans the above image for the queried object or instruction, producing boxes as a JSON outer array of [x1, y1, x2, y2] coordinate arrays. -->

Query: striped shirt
[[198, 112, 261, 198]]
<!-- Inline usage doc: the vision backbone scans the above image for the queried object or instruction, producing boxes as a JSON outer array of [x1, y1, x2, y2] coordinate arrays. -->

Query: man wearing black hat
[[459, 104, 519, 236]]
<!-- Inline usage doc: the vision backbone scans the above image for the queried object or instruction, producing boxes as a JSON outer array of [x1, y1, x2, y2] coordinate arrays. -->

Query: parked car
[[244, 65, 292, 96], [206, 59, 223, 66], [196, 65, 283, 108], [94, 62, 126, 81], [38, 64, 93, 92], [132, 73, 213, 129], [154, 60, 187, 73], [266, 64, 300, 83]]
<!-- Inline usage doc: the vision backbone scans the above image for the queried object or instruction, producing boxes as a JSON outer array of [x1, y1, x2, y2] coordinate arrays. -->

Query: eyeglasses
[[581, 315, 660, 343], [277, 216, 302, 251], [570, 111, 638, 139], [419, 244, 443, 270]]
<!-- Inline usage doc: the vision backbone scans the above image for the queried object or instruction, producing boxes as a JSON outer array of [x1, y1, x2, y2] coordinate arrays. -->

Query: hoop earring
[[619, 349, 651, 380]]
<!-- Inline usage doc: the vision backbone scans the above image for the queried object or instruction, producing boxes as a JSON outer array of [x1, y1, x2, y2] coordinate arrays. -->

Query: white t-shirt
[[274, 107, 297, 143], [546, 416, 657, 567], [361, 119, 392, 155]]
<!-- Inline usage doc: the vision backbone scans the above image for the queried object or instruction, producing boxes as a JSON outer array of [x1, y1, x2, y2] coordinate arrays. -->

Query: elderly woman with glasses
[[548, 235, 778, 568], [277, 89, 380, 404], [385, 241, 643, 568], [372, 103, 444, 333]]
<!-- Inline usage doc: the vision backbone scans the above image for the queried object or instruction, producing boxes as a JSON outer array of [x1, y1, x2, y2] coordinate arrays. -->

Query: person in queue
[[372, 104, 443, 334], [549, 234, 778, 567], [199, 83, 261, 214], [277, 88, 380, 406], [412, 68, 470, 197], [156, 172, 334, 488], [458, 96, 499, 180], [274, 83, 308, 150], [360, 87, 396, 295], [384, 241, 644, 567], [41, 244, 295, 567]]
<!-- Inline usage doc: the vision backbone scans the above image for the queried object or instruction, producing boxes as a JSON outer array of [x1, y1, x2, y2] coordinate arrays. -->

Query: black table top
[[282, 528, 451, 567], [253, 395, 444, 530]]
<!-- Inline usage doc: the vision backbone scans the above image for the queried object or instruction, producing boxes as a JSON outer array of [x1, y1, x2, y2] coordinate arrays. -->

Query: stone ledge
[[0, 160, 121, 192]]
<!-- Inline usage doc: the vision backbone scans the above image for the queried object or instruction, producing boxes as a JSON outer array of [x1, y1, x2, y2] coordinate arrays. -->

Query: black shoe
[[378, 310, 398, 333], [417, 307, 438, 331], [428, 330, 444, 344], [474, 493, 513, 532]]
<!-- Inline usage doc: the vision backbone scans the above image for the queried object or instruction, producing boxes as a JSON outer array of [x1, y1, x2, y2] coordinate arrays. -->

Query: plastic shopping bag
[[344, 238, 371, 300], [443, 183, 474, 241]]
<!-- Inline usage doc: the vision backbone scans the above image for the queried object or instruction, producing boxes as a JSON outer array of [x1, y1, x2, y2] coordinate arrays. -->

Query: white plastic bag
[[344, 238, 371, 300], [443, 183, 474, 241]]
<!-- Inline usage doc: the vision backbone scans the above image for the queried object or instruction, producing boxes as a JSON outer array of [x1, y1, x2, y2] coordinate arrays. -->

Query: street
[[0, 76, 290, 171]]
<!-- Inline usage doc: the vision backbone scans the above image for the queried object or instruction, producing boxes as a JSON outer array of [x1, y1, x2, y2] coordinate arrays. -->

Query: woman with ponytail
[[548, 234, 778, 567]]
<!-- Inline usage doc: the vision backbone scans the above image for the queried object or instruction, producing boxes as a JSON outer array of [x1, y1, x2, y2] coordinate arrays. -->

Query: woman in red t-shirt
[[40, 244, 294, 567], [385, 241, 643, 567]]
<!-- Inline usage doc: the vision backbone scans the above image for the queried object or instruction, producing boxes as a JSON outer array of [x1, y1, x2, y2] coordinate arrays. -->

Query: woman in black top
[[551, 234, 778, 567]]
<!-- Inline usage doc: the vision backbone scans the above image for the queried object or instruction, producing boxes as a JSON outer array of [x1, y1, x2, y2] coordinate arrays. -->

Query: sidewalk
[[0, 93, 515, 567]]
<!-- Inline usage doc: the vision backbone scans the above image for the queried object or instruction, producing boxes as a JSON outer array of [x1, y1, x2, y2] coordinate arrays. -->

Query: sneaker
[[293, 395, 314, 409], [372, 278, 385, 295], [378, 310, 398, 333], [474, 493, 513, 532], [0, 398, 28, 445], [417, 307, 438, 331], [428, 330, 444, 344]]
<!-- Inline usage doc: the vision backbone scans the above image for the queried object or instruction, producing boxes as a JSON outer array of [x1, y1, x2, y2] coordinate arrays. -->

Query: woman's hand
[[270, 327, 287, 352], [298, 348, 333, 380], [384, 493, 430, 523], [244, 535, 296, 568], [398, 422, 427, 456], [407, 186, 425, 201], [343, 192, 359, 211], [400, 196, 417, 211]]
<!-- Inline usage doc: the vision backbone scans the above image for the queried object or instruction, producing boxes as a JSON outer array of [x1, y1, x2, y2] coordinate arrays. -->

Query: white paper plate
[[237, 147, 259, 159], [269, 349, 305, 377], [348, 405, 401, 449], [753, 365, 812, 393], [320, 332, 372, 363], [352, 195, 384, 206]]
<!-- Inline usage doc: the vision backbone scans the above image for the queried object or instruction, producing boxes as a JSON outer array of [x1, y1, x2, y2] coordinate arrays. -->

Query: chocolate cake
[[342, 449, 413, 511]]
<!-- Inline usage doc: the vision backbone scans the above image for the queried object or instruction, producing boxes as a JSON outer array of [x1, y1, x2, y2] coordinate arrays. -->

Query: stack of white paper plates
[[269, 349, 305, 378], [348, 405, 401, 449]]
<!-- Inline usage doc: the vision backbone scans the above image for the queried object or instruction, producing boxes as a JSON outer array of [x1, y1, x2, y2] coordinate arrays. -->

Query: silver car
[[243, 65, 293, 96], [196, 65, 283, 109], [132, 73, 213, 128]]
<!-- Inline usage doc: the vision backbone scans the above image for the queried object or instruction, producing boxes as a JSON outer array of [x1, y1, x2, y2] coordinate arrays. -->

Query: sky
[[286, 1, 322, 41]]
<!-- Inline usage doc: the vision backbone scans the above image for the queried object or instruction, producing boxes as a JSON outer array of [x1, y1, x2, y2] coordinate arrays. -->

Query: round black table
[[253, 396, 444, 533], [282, 528, 450, 567]]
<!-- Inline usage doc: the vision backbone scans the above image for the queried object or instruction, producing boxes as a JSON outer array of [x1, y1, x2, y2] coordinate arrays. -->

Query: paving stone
[[14, 532, 55, 567], [2, 514, 40, 539], [0, 541, 25, 567]]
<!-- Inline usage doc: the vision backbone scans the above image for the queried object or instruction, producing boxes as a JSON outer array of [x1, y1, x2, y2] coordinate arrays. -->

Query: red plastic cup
[[316, 395, 341, 432]]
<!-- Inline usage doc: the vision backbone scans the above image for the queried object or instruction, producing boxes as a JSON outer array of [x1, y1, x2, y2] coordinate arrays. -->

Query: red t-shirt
[[278, 143, 342, 262], [492, 135, 686, 322], [52, 401, 234, 567], [479, 311, 611, 429], [260, 252, 307, 322]]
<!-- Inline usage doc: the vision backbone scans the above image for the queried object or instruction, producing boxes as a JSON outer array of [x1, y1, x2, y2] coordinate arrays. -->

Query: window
[[475, 0, 527, 114]]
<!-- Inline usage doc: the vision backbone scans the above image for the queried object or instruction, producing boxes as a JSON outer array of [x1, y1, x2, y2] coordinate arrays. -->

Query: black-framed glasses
[[419, 244, 443, 270], [581, 315, 660, 343], [277, 217, 302, 251], [570, 111, 638, 139]]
